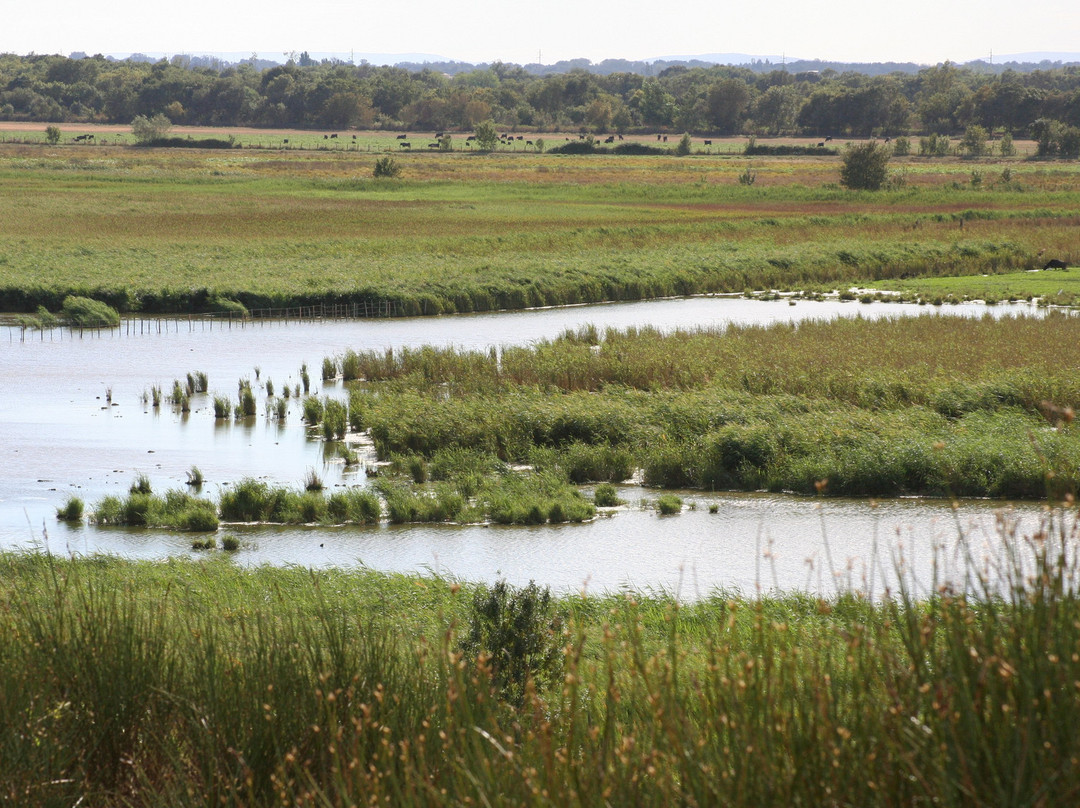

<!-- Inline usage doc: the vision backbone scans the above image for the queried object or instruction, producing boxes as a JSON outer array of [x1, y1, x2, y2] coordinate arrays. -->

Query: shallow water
[[0, 296, 1056, 597]]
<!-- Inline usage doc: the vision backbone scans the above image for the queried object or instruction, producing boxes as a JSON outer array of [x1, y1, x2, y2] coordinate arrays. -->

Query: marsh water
[[1, 295, 1065, 597]]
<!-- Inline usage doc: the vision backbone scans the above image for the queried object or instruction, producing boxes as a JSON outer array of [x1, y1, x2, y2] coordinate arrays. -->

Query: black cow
[[1044, 259, 1069, 270], [396, 133, 408, 139], [703, 139, 712, 146], [330, 133, 338, 139], [399, 141, 411, 148], [604, 136, 615, 143]]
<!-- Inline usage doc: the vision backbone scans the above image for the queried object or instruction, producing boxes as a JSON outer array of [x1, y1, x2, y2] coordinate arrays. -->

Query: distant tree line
[[3, 53, 1080, 139]]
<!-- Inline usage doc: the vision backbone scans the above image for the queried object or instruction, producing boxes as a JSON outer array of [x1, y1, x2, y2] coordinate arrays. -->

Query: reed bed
[[337, 313, 1080, 499], [4, 515, 1080, 806]]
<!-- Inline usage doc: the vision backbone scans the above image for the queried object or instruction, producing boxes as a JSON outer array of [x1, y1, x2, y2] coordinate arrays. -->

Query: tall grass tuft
[[56, 496, 84, 521], [321, 356, 336, 381], [237, 383, 256, 418], [212, 395, 232, 420]]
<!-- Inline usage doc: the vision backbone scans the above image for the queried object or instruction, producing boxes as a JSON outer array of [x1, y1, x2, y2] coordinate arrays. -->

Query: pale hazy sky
[[5, 0, 1080, 66]]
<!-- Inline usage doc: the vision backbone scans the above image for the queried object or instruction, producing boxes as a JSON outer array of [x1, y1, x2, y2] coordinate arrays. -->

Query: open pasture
[[1, 132, 1079, 314]]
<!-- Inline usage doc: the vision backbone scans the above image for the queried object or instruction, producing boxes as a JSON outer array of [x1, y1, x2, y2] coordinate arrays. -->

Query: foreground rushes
[[4, 519, 1080, 806]]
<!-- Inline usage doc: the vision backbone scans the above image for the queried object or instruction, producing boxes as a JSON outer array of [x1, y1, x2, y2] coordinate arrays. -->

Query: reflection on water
[[0, 296, 1058, 596]]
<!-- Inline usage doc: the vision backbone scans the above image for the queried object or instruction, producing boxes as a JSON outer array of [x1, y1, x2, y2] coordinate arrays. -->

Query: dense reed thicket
[[4, 519, 1080, 806], [333, 313, 1080, 499]]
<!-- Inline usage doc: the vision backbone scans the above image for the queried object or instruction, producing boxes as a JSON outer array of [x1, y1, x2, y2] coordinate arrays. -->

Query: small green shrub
[[56, 496, 84, 521], [373, 156, 401, 178], [593, 483, 625, 507], [655, 494, 683, 515], [840, 142, 891, 191], [459, 580, 564, 706]]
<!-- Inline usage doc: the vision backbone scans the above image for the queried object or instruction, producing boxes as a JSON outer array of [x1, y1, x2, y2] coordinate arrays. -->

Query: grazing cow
[[703, 139, 712, 146], [352, 135, 357, 140], [396, 133, 408, 139], [604, 136, 615, 143], [330, 133, 338, 139], [1044, 259, 1069, 270], [323, 135, 329, 139], [618, 134, 624, 140], [73, 134, 88, 142], [466, 135, 475, 141], [818, 142, 825, 147], [579, 134, 586, 139], [525, 140, 533, 147], [517, 135, 523, 140], [434, 132, 444, 138], [399, 141, 411, 148], [283, 139, 289, 144], [824, 136, 833, 142], [662, 135, 668, 142], [656, 134, 661, 141], [428, 142, 439, 148]]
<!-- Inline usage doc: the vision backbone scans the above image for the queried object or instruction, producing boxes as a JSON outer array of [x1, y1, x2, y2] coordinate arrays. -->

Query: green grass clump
[[322, 398, 347, 440], [326, 488, 381, 523], [60, 295, 120, 327], [237, 384, 257, 418], [212, 395, 232, 419], [593, 483, 625, 507], [92, 489, 218, 531], [56, 496, 84, 521], [655, 493, 683, 514], [302, 396, 324, 425], [219, 478, 377, 525]]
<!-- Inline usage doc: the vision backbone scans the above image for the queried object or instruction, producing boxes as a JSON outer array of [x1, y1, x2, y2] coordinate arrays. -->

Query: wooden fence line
[[7, 301, 403, 342]]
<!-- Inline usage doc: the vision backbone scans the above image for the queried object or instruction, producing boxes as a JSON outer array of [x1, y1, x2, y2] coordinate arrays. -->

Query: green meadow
[[2, 138, 1080, 314]]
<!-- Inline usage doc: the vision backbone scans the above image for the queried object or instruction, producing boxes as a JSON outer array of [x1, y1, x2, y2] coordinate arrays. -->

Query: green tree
[[44, 125, 61, 144], [840, 142, 891, 191], [675, 132, 692, 156], [473, 119, 499, 151], [961, 124, 988, 156], [130, 112, 171, 143], [706, 78, 750, 133]]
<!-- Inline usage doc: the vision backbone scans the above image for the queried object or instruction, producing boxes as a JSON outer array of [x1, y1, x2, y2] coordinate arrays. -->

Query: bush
[[593, 483, 625, 507], [999, 132, 1016, 157], [655, 494, 683, 515], [56, 496, 84, 521], [918, 133, 951, 157], [373, 156, 400, 178], [891, 136, 911, 156], [131, 113, 171, 144], [675, 133, 692, 156], [961, 125, 989, 157], [840, 142, 891, 191], [45, 125, 60, 144], [459, 580, 563, 706]]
